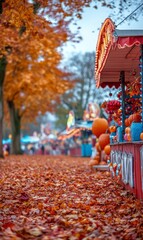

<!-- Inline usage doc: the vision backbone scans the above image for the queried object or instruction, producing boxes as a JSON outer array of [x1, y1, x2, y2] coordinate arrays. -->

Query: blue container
[[117, 126, 123, 142], [110, 132, 116, 144], [81, 143, 92, 157], [131, 122, 142, 141], [81, 144, 86, 157], [85, 144, 92, 157]]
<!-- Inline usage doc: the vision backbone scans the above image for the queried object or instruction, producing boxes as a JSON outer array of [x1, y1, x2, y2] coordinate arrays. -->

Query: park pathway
[[0, 155, 143, 239]]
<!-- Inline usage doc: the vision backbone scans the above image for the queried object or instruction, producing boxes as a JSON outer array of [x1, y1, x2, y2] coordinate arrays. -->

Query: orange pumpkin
[[125, 127, 130, 134], [125, 118, 131, 127], [89, 159, 99, 166], [126, 133, 131, 141], [109, 125, 116, 133], [104, 145, 111, 155], [132, 113, 141, 123], [98, 133, 110, 150], [92, 118, 109, 137], [140, 132, 143, 140]]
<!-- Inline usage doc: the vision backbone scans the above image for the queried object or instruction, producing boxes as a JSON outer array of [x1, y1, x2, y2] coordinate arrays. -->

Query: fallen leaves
[[19, 192, 30, 202], [0, 155, 143, 239]]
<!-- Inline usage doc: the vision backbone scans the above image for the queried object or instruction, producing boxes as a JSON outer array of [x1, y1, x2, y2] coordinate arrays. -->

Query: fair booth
[[95, 18, 143, 199]]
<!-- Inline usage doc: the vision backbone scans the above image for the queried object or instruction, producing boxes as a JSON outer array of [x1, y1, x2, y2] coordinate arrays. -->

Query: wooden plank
[[93, 165, 109, 171]]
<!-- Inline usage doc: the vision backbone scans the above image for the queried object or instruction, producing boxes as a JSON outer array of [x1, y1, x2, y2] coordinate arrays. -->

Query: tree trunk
[[0, 56, 7, 158], [7, 100, 22, 154]]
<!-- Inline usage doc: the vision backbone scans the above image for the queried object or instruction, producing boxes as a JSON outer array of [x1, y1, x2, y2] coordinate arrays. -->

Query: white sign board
[[140, 146, 143, 191], [111, 150, 134, 188]]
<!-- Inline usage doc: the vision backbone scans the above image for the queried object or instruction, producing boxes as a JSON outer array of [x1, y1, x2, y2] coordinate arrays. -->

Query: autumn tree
[[0, 0, 93, 156], [0, 0, 73, 155], [4, 38, 73, 154]]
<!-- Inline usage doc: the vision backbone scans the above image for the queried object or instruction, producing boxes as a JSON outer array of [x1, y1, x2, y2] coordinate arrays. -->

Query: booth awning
[[58, 121, 93, 140], [95, 18, 143, 88]]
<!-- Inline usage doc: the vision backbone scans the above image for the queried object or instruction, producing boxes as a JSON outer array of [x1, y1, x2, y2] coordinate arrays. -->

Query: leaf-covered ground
[[0, 155, 143, 240]]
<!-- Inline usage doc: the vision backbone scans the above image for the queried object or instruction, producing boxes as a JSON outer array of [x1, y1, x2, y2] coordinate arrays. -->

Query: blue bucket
[[117, 126, 123, 142], [130, 122, 142, 141]]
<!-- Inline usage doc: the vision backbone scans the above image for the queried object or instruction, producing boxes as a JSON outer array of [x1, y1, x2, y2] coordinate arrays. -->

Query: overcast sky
[[63, 4, 143, 59]]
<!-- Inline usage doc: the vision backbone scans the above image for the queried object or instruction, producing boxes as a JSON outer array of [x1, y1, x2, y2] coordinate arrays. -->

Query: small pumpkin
[[98, 133, 110, 150], [109, 125, 116, 133], [126, 133, 131, 141], [104, 145, 111, 155], [125, 127, 130, 134], [125, 118, 131, 127], [140, 132, 143, 140], [88, 159, 99, 166]]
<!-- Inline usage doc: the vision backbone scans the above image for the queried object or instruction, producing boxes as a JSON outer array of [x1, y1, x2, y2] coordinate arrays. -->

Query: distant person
[[3, 144, 9, 157], [5, 144, 10, 154], [64, 142, 69, 155], [30, 146, 35, 155], [41, 145, 45, 155]]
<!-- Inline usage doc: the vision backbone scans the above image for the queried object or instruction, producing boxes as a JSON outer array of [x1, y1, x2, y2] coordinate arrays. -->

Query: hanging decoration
[[66, 110, 75, 131], [83, 102, 100, 121], [101, 100, 121, 124]]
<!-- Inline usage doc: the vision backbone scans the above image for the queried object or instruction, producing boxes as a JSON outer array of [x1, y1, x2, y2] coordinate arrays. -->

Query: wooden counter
[[110, 142, 143, 199]]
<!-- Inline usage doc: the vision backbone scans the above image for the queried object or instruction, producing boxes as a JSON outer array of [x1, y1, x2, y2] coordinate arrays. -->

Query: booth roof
[[95, 18, 143, 88], [114, 29, 143, 37], [76, 121, 92, 129], [58, 121, 93, 140]]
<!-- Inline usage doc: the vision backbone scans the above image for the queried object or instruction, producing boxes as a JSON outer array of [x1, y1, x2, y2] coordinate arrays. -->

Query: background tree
[[55, 52, 114, 129], [4, 39, 73, 154], [0, 0, 73, 155]]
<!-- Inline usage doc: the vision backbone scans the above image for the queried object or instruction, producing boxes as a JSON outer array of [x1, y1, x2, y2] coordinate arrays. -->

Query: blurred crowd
[[3, 136, 93, 156]]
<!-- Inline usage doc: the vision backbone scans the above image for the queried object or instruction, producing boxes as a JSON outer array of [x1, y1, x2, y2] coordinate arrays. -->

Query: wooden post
[[120, 71, 125, 141], [140, 45, 143, 130]]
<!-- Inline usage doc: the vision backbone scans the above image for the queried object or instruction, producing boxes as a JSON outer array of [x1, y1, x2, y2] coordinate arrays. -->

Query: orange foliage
[[1, 0, 76, 122], [0, 155, 143, 239], [0, 1, 118, 125]]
